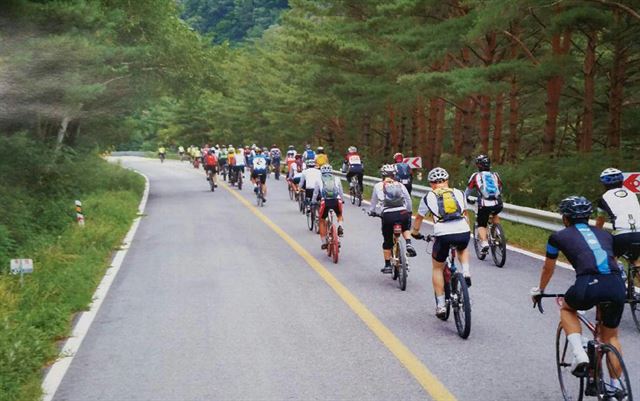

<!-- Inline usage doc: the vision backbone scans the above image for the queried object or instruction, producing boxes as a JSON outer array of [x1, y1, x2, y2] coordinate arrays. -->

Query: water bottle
[[618, 261, 627, 281]]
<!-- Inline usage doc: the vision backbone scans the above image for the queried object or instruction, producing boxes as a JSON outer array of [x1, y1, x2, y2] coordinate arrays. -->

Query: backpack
[[431, 188, 463, 222], [383, 181, 405, 208], [305, 150, 316, 160], [395, 163, 411, 180], [205, 153, 217, 166], [321, 174, 339, 199], [479, 172, 500, 200]]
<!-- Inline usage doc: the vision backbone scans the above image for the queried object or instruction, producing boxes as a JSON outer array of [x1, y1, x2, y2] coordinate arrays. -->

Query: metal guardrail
[[110, 151, 147, 157], [334, 171, 610, 232]]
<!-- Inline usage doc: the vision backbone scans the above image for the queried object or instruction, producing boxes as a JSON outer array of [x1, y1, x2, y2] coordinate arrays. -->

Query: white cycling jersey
[[299, 167, 322, 190], [597, 187, 640, 235], [418, 188, 470, 236], [234, 152, 246, 166]]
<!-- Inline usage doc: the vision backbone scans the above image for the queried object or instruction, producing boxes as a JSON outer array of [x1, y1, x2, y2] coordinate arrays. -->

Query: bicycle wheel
[[595, 343, 633, 401], [473, 222, 486, 261], [314, 209, 320, 234], [289, 184, 294, 200], [391, 242, 398, 281], [238, 173, 243, 190], [451, 272, 471, 339], [350, 187, 355, 204], [307, 206, 314, 231], [356, 188, 362, 207], [629, 267, 640, 332], [397, 237, 408, 291], [555, 325, 585, 401], [490, 223, 507, 267], [331, 223, 339, 264]]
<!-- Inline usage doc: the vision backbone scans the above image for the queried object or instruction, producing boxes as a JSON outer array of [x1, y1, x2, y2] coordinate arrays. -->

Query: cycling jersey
[[316, 153, 329, 166], [370, 179, 412, 215], [270, 148, 282, 160], [299, 168, 322, 191], [158, 147, 166, 154], [546, 224, 621, 276], [466, 171, 503, 207], [344, 152, 362, 169], [252, 154, 268, 173], [418, 188, 469, 236], [220, 150, 228, 160], [597, 187, 640, 235], [234, 151, 246, 166]]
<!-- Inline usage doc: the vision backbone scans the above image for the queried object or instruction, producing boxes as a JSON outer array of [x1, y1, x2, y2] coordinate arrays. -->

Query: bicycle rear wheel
[[451, 272, 471, 339], [629, 267, 640, 332], [289, 184, 294, 200], [356, 188, 362, 207], [595, 343, 633, 401], [238, 173, 242, 190], [397, 238, 408, 291], [490, 223, 507, 267], [331, 223, 339, 264], [555, 325, 585, 401], [307, 206, 314, 231], [350, 187, 355, 204]]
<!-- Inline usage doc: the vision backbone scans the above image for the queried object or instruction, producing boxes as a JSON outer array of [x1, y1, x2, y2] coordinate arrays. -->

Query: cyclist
[[287, 156, 305, 192], [596, 168, 640, 268], [245, 146, 253, 168], [286, 145, 297, 158], [251, 148, 268, 202], [299, 159, 322, 209], [178, 145, 185, 160], [411, 167, 471, 318], [465, 154, 504, 255], [369, 164, 417, 274], [313, 164, 345, 249], [302, 144, 316, 163], [270, 144, 282, 177], [530, 196, 626, 381], [219, 146, 228, 176], [232, 146, 246, 182], [158, 145, 166, 160], [315, 146, 329, 167], [393, 152, 413, 194], [343, 146, 364, 193], [204, 149, 218, 187]]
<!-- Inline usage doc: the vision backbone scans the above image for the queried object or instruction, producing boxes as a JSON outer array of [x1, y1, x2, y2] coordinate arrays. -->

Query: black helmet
[[475, 154, 491, 171], [558, 196, 593, 220]]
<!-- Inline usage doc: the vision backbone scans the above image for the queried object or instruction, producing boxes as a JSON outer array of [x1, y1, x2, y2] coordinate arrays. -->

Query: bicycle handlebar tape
[[75, 200, 85, 227]]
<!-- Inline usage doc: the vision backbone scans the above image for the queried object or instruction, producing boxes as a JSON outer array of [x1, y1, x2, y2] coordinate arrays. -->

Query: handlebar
[[532, 293, 565, 314]]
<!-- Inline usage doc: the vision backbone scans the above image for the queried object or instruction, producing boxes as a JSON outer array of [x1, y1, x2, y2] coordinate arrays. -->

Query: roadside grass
[[0, 157, 143, 401]]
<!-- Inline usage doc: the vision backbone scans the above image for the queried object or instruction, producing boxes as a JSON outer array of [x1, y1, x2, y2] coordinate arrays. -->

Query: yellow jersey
[[316, 153, 329, 166]]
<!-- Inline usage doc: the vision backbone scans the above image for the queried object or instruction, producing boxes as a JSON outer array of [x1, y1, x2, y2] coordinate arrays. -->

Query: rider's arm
[[412, 195, 429, 235], [369, 184, 379, 214], [299, 173, 306, 189], [312, 182, 320, 203], [595, 198, 609, 229], [538, 234, 560, 291]]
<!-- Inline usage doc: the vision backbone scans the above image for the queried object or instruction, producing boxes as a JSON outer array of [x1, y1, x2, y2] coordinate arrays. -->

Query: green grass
[[0, 157, 143, 401]]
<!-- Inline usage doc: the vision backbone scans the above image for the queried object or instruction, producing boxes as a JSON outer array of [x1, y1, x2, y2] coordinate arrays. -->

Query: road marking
[[41, 169, 151, 401], [223, 183, 457, 401]]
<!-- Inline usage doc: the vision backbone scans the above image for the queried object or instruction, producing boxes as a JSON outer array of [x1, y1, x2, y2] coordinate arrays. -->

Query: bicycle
[[349, 176, 362, 207], [535, 294, 634, 401], [159, 153, 165, 163], [368, 211, 408, 291], [472, 209, 507, 267], [621, 242, 640, 332], [206, 168, 216, 192], [307, 201, 319, 232], [288, 180, 295, 201], [255, 177, 265, 207], [297, 190, 305, 214], [424, 234, 471, 338], [221, 164, 228, 182], [323, 208, 340, 264]]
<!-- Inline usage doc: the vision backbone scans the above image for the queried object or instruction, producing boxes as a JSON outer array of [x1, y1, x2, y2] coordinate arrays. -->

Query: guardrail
[[333, 171, 610, 232], [111, 151, 147, 157]]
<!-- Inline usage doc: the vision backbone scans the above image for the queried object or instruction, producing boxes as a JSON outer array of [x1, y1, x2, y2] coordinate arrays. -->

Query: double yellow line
[[223, 183, 457, 401]]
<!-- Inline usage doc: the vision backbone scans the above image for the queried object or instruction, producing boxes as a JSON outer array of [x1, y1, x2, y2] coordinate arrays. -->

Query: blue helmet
[[599, 168, 623, 186], [558, 196, 593, 220]]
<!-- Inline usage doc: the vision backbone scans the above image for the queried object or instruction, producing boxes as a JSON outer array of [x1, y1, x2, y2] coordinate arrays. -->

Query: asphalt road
[[52, 157, 639, 401]]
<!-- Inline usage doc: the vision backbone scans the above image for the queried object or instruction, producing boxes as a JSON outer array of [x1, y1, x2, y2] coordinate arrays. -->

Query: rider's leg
[[560, 303, 589, 368], [381, 216, 393, 272], [600, 326, 623, 381], [477, 207, 490, 248], [400, 212, 416, 256]]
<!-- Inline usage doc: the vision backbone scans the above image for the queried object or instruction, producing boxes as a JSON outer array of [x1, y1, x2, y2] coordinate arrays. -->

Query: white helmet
[[320, 164, 332, 174], [305, 158, 316, 167], [599, 167, 624, 185], [380, 164, 395, 177], [348, 146, 357, 153], [428, 167, 449, 183]]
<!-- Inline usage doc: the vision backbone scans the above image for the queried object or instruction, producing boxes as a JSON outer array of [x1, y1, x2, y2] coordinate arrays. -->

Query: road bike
[[368, 211, 408, 291], [206, 168, 216, 192], [349, 176, 362, 207], [159, 153, 166, 163], [323, 208, 340, 264], [272, 161, 281, 180], [255, 177, 265, 207], [288, 180, 296, 201], [621, 242, 640, 332], [307, 201, 319, 232], [424, 234, 471, 338], [297, 190, 306, 214], [472, 211, 507, 267], [535, 294, 634, 401]]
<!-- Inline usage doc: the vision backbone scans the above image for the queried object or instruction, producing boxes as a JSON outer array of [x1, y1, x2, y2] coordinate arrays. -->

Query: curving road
[[52, 157, 639, 401]]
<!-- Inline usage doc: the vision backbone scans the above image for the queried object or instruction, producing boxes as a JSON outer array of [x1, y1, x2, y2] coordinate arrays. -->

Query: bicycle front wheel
[[289, 185, 294, 200], [490, 223, 507, 267], [451, 272, 471, 339], [397, 238, 408, 291], [595, 343, 633, 401], [555, 324, 584, 401], [350, 187, 355, 204]]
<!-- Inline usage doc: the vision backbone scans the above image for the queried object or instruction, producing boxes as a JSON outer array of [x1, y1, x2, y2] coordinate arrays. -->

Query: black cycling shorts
[[476, 204, 503, 227], [204, 165, 217, 172], [305, 188, 320, 202], [432, 232, 470, 263], [564, 273, 626, 329], [319, 198, 342, 219], [613, 231, 640, 261], [381, 210, 411, 250], [252, 172, 267, 184], [232, 165, 245, 173]]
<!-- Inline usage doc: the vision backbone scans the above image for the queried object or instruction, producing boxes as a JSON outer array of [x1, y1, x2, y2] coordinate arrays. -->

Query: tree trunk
[[56, 116, 71, 149], [479, 95, 491, 154], [492, 93, 504, 163], [461, 98, 477, 162], [426, 98, 439, 170], [434, 98, 446, 166], [543, 29, 572, 153], [399, 114, 407, 153], [579, 30, 597, 152], [608, 13, 627, 149], [388, 104, 399, 151], [411, 106, 418, 155], [418, 96, 428, 163], [506, 25, 521, 162], [362, 113, 371, 150], [453, 107, 464, 157]]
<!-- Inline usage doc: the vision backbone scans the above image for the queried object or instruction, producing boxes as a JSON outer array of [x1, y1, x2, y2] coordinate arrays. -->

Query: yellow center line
[[222, 182, 457, 401]]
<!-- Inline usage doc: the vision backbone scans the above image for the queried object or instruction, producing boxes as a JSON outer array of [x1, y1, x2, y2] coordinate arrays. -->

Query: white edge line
[[41, 167, 150, 401], [344, 190, 574, 271]]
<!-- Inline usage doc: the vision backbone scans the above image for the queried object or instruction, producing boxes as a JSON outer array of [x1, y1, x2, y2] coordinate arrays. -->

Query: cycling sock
[[567, 333, 585, 357], [461, 262, 470, 276], [610, 378, 622, 390], [384, 259, 391, 267], [405, 239, 412, 245], [436, 295, 445, 308]]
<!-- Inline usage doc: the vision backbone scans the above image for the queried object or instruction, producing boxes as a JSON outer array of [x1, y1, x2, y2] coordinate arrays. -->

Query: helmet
[[348, 146, 357, 153], [320, 164, 332, 174], [380, 164, 396, 178], [428, 167, 449, 183], [475, 154, 491, 170], [263, 147, 268, 152], [295, 154, 302, 160], [272, 144, 277, 148], [288, 145, 294, 150], [306, 159, 316, 167], [305, 144, 311, 150], [393, 152, 404, 163], [599, 168, 624, 186], [208, 149, 215, 155], [558, 196, 593, 220], [215, 144, 220, 149], [228, 147, 235, 153], [317, 146, 325, 153], [256, 148, 263, 154]]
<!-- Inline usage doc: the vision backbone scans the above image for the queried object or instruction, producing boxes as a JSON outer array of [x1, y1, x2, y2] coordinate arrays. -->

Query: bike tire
[[314, 209, 320, 234], [490, 223, 507, 267], [392, 242, 399, 281], [473, 222, 486, 261], [595, 343, 633, 401], [307, 206, 314, 231], [238, 174, 242, 190], [397, 238, 408, 291], [452, 272, 471, 339], [331, 224, 339, 264], [555, 324, 585, 401], [350, 187, 355, 205], [289, 185, 294, 200], [629, 267, 640, 333]]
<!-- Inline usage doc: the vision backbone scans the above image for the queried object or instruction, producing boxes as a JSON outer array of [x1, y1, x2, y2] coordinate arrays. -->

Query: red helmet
[[394, 152, 404, 163]]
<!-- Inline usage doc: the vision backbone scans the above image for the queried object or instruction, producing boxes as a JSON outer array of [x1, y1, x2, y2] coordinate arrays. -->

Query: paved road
[[53, 157, 639, 401]]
